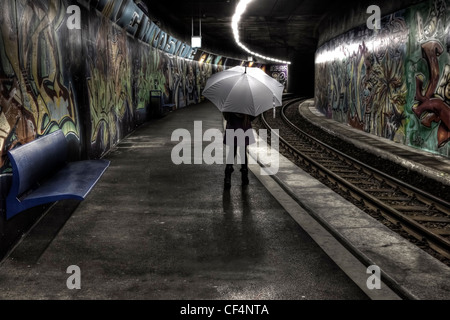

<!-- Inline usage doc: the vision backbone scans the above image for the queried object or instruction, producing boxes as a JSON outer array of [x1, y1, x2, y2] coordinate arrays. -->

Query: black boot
[[224, 165, 234, 189], [241, 167, 249, 186]]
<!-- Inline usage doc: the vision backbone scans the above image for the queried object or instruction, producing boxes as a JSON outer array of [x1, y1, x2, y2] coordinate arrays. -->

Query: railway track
[[259, 98, 450, 261]]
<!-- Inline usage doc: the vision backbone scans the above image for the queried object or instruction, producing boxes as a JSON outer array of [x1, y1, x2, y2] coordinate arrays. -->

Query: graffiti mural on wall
[[408, 0, 450, 151], [315, 0, 450, 157], [268, 64, 288, 92], [87, 5, 134, 156], [0, 0, 80, 172], [315, 12, 408, 140]]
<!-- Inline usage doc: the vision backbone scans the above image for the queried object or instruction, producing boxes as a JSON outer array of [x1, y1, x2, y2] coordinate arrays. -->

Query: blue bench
[[5, 130, 110, 220], [150, 90, 175, 117]]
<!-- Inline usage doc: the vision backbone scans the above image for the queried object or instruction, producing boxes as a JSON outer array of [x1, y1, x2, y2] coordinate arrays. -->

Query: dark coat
[[223, 112, 256, 146]]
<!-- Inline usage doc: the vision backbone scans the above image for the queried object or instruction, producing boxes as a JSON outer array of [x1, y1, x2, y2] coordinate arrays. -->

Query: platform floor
[[0, 101, 369, 300]]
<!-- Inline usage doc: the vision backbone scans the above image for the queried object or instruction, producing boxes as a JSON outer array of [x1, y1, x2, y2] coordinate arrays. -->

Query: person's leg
[[225, 144, 236, 166], [240, 145, 249, 185], [224, 145, 237, 188]]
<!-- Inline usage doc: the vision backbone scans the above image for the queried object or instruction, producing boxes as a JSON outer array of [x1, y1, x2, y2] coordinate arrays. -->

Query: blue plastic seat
[[6, 130, 110, 219]]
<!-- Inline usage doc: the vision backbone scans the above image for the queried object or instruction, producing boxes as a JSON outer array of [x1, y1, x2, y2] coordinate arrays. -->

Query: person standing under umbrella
[[223, 112, 256, 188], [202, 66, 283, 187]]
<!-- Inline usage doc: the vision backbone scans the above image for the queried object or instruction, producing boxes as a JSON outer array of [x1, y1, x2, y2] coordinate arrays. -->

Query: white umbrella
[[202, 66, 284, 117]]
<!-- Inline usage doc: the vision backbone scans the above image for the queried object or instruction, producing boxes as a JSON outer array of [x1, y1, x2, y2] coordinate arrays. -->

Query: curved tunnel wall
[[315, 0, 450, 158]]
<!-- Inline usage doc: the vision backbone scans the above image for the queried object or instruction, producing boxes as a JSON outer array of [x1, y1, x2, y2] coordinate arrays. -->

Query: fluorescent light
[[191, 36, 202, 48], [231, 0, 291, 65]]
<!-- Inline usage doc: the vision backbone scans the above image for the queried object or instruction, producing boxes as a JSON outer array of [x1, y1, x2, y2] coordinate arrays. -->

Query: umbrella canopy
[[202, 66, 284, 117]]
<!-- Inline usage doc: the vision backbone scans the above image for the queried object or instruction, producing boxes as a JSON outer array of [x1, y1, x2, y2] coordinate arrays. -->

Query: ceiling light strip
[[231, 0, 291, 65]]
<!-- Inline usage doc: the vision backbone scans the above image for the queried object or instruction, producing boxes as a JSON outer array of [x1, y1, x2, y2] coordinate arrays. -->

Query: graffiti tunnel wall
[[0, 0, 228, 171], [315, 0, 450, 158]]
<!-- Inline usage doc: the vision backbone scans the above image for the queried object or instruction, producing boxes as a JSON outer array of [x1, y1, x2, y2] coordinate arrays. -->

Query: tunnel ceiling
[[141, 0, 420, 62], [141, 0, 342, 61]]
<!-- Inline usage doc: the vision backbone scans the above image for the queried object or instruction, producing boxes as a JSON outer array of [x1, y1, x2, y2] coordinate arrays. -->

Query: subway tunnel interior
[[142, 0, 424, 95], [0, 0, 449, 273]]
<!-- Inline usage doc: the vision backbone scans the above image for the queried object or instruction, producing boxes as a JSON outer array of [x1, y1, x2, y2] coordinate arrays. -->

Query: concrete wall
[[317, 0, 423, 47], [315, 0, 450, 158]]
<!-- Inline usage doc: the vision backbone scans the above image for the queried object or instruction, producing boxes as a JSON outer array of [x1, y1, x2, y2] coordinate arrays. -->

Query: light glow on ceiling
[[231, 0, 291, 65]]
